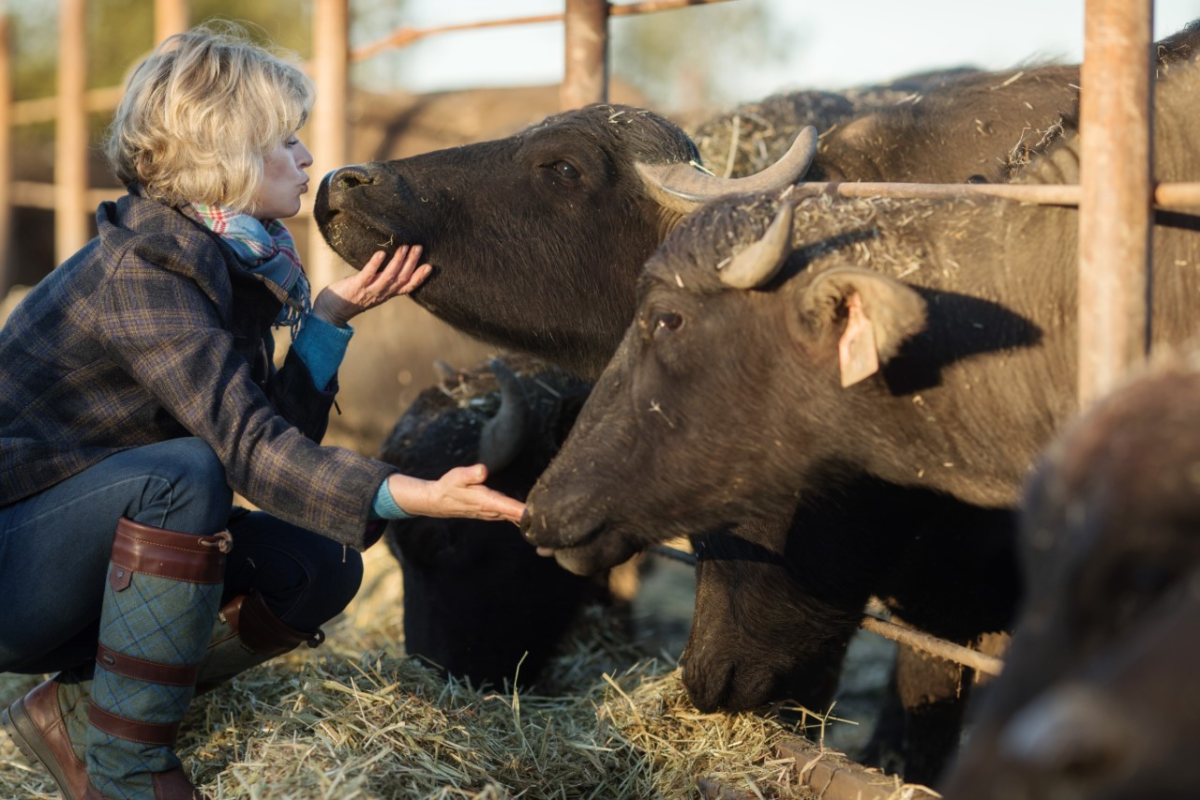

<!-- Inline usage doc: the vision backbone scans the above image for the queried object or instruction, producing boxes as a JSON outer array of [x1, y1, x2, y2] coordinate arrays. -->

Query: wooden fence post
[[56, 0, 88, 266], [155, 0, 189, 44], [308, 0, 348, 291], [1077, 0, 1154, 407], [561, 0, 609, 110]]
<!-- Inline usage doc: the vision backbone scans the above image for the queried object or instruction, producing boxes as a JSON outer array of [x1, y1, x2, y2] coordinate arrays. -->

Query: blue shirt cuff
[[292, 315, 354, 391], [370, 478, 413, 520]]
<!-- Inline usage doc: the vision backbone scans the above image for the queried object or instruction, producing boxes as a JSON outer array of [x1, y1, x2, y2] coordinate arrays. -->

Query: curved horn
[[478, 358, 532, 473], [719, 202, 795, 289], [636, 126, 818, 215]]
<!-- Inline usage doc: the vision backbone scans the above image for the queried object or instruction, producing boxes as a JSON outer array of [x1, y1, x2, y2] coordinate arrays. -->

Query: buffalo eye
[[546, 160, 581, 181], [653, 311, 684, 334]]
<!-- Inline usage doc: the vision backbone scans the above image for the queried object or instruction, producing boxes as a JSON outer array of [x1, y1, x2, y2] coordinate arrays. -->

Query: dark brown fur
[[940, 352, 1200, 799]]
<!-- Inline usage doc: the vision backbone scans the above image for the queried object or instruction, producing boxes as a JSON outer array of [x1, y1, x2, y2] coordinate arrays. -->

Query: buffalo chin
[[553, 538, 639, 576]]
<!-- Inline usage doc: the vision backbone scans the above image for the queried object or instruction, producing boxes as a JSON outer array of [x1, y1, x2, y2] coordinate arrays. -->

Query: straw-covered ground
[[0, 544, 884, 800]]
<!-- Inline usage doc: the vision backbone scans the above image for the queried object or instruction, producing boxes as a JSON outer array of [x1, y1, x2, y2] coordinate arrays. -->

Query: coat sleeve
[[263, 328, 337, 443], [96, 241, 395, 550]]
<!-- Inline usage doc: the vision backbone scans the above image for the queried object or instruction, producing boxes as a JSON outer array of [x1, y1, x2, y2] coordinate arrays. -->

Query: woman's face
[[253, 135, 313, 220]]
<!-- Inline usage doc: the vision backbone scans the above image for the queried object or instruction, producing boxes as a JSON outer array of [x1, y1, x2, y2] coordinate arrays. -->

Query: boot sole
[[2, 695, 79, 800]]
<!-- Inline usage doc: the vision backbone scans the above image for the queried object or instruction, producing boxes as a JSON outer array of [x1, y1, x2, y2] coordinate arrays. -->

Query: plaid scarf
[[185, 203, 312, 334]]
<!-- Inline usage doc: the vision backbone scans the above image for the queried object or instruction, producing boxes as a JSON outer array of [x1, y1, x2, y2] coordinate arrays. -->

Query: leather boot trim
[[111, 518, 230, 586], [95, 643, 199, 686], [87, 704, 180, 747], [152, 767, 203, 799], [231, 591, 324, 653], [83, 782, 113, 800], [2, 679, 88, 800]]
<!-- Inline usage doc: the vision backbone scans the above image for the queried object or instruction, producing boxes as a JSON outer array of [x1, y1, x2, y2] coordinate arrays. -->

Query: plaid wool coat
[[0, 191, 394, 549]]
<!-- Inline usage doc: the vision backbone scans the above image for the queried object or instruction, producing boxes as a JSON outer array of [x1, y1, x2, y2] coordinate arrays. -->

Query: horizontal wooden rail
[[13, 85, 123, 125], [791, 179, 1200, 208], [351, 0, 735, 62], [12, 180, 121, 210], [859, 615, 1004, 677]]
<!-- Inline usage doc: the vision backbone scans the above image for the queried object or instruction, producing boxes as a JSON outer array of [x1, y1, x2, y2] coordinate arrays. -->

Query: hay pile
[[688, 67, 983, 180], [0, 545, 840, 799]]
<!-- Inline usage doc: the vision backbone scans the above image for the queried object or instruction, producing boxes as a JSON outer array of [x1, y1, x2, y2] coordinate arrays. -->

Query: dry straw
[[1, 546, 838, 799]]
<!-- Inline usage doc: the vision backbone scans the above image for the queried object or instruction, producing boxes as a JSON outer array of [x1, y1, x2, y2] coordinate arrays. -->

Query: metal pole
[[561, 0, 609, 110], [56, 0, 89, 266], [308, 0, 349, 291], [1077, 0, 1154, 407], [154, 0, 189, 44]]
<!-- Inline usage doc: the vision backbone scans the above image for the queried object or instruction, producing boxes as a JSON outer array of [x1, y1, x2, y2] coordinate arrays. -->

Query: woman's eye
[[551, 161, 580, 180], [653, 312, 684, 334]]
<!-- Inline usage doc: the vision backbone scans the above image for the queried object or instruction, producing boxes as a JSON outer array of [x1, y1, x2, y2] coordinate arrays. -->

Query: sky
[[356, 0, 1200, 106]]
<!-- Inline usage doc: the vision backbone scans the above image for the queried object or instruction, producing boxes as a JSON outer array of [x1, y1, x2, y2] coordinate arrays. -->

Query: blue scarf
[[186, 202, 312, 334]]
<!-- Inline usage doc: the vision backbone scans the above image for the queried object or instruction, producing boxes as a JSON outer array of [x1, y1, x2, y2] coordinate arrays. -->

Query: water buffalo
[[313, 57, 1093, 782], [314, 37, 1191, 780], [377, 355, 610, 687], [520, 50, 1200, 781], [940, 350, 1200, 799]]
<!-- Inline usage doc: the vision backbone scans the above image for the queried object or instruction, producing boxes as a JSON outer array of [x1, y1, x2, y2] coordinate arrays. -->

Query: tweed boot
[[83, 517, 231, 800], [195, 590, 324, 694], [2, 667, 92, 799]]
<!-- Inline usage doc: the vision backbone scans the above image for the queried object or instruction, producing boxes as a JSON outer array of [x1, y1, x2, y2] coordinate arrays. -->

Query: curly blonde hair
[[105, 21, 315, 213]]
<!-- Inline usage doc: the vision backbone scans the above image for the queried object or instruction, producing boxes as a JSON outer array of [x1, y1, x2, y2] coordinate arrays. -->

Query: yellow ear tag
[[838, 293, 880, 387]]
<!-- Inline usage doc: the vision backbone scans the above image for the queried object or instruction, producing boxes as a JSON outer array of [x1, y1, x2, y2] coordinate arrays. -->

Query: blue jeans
[[0, 438, 363, 674]]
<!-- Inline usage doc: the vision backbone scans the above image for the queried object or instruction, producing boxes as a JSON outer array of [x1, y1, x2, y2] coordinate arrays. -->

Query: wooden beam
[[561, 0, 609, 110], [56, 0, 89, 266], [307, 0, 349, 291], [1077, 0, 1154, 407], [154, 0, 189, 45], [350, 0, 736, 63]]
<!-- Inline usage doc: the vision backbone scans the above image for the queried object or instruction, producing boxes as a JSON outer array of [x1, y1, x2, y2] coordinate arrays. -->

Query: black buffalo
[[520, 49, 1200, 782], [940, 351, 1200, 799], [378, 356, 609, 687]]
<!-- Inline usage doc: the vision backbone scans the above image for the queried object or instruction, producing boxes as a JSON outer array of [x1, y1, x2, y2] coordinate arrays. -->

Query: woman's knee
[[134, 438, 232, 533]]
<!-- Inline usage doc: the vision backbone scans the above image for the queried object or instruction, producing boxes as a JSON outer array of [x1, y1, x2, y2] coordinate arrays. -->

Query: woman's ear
[[799, 267, 928, 387]]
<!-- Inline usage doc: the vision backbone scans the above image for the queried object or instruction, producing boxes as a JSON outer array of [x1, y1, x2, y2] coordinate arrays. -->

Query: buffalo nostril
[[334, 165, 374, 193]]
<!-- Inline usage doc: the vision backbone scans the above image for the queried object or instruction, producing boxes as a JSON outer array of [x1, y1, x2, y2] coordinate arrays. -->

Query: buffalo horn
[[636, 126, 818, 215], [719, 202, 795, 289], [477, 358, 532, 473]]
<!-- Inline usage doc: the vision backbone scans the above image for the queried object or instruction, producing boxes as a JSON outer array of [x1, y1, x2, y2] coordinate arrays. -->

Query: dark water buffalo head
[[521, 192, 928, 574], [379, 356, 610, 687], [314, 103, 816, 378], [940, 356, 1200, 799]]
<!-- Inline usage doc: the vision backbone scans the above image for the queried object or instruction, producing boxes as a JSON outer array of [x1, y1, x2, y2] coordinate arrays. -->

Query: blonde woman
[[0, 24, 524, 800]]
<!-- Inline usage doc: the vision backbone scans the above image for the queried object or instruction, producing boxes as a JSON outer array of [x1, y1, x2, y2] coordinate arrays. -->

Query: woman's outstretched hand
[[313, 245, 431, 327], [386, 465, 526, 524]]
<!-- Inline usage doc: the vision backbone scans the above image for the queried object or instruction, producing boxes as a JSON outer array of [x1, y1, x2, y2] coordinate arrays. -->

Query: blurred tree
[[6, 0, 314, 100], [611, 0, 792, 113], [348, 0, 411, 92]]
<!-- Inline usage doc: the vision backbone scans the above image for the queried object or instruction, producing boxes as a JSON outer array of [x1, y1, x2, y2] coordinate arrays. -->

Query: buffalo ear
[[799, 267, 927, 387]]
